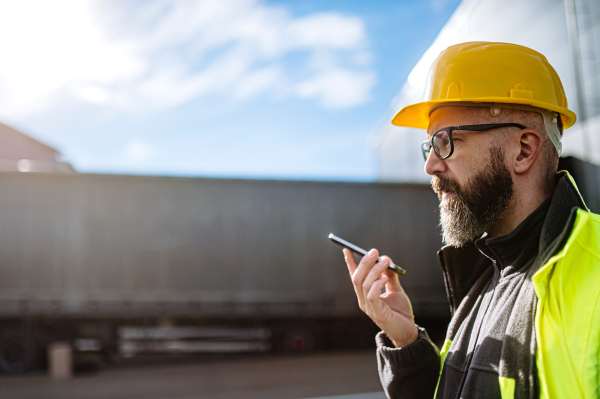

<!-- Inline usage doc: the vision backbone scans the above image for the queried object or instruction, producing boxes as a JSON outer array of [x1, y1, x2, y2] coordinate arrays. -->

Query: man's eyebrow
[[427, 126, 444, 137]]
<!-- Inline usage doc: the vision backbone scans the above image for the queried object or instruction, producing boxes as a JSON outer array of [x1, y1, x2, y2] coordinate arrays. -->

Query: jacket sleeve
[[376, 327, 441, 399]]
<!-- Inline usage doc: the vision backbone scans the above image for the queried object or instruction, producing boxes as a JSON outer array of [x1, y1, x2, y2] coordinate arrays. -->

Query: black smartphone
[[329, 233, 406, 275]]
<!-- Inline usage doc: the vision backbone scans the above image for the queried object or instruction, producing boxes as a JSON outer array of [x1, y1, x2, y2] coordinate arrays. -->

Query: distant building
[[0, 122, 75, 173], [376, 0, 600, 182]]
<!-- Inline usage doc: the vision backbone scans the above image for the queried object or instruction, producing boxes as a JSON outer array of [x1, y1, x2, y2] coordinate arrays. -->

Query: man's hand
[[344, 248, 418, 348]]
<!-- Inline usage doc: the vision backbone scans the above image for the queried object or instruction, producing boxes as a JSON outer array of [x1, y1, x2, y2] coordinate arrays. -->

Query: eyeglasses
[[421, 123, 526, 161]]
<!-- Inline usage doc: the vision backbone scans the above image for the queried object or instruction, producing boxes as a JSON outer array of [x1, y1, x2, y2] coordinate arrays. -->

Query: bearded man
[[343, 42, 600, 398]]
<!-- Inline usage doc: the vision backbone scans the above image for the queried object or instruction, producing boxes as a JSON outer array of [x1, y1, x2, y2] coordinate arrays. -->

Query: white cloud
[[0, 1, 142, 117], [0, 0, 375, 119], [235, 66, 283, 99], [285, 12, 366, 49], [72, 85, 111, 104], [296, 69, 376, 108]]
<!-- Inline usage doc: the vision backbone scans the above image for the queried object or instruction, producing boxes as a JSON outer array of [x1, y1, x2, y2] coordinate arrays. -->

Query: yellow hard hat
[[392, 42, 577, 130]]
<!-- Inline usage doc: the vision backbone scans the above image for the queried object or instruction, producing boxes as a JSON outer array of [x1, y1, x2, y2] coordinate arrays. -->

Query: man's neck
[[487, 184, 554, 238]]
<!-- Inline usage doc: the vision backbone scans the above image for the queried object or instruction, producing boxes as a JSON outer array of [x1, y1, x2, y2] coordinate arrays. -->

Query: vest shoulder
[[535, 209, 600, 289], [571, 209, 600, 260]]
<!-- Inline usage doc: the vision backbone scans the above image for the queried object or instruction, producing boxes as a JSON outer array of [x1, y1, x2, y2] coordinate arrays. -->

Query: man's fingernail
[[368, 249, 376, 255]]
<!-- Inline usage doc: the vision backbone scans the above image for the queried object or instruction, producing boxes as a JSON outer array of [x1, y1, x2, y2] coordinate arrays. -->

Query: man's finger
[[361, 257, 389, 315], [362, 256, 389, 297], [365, 275, 393, 328], [352, 248, 379, 282], [351, 248, 379, 309], [379, 256, 404, 293], [366, 274, 389, 315], [343, 248, 358, 276], [382, 269, 404, 293]]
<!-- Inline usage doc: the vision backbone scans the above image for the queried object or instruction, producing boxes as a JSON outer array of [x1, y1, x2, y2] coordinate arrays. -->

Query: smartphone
[[329, 233, 407, 275]]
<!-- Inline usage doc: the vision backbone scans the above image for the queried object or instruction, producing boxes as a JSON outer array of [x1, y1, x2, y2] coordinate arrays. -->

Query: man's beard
[[431, 145, 514, 247]]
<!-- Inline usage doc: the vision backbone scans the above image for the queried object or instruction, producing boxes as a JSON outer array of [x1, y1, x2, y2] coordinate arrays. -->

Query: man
[[343, 42, 600, 398]]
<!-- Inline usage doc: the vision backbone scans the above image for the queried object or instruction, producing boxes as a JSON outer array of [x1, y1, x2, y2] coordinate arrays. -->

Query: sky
[[0, 0, 461, 181]]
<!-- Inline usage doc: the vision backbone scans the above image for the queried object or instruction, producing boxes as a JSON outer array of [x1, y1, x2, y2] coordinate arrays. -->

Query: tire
[[280, 327, 318, 353], [0, 329, 36, 373]]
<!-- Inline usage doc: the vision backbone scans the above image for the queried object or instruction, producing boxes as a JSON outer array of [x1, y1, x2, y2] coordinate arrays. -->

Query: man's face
[[426, 106, 514, 247]]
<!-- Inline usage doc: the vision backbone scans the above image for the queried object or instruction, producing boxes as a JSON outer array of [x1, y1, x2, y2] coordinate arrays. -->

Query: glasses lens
[[421, 142, 431, 161], [432, 130, 451, 159]]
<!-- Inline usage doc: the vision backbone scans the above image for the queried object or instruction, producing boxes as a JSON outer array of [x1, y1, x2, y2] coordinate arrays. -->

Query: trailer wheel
[[280, 327, 318, 353], [0, 330, 36, 373]]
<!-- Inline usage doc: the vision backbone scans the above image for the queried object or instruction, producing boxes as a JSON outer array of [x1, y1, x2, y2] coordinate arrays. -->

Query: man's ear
[[514, 128, 543, 174]]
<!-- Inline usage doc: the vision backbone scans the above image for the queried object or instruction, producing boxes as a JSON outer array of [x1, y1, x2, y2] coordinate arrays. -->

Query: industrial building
[[0, 122, 74, 173]]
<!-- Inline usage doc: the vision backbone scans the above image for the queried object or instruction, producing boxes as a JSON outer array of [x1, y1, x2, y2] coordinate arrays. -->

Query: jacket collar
[[438, 171, 587, 315], [474, 194, 550, 274]]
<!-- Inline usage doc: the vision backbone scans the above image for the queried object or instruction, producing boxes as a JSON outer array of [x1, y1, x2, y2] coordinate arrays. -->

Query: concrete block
[[48, 341, 72, 379]]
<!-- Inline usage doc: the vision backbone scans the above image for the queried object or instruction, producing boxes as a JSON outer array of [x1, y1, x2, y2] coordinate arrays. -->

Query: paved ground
[[0, 351, 385, 399]]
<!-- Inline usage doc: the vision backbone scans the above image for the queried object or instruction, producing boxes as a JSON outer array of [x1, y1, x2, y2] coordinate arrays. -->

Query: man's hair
[[491, 108, 561, 188], [520, 109, 561, 187]]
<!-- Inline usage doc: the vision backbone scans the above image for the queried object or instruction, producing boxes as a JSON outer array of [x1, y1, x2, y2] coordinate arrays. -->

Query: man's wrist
[[391, 324, 419, 348]]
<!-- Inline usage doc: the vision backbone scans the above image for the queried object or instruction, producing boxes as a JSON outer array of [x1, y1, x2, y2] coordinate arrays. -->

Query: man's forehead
[[428, 106, 488, 132]]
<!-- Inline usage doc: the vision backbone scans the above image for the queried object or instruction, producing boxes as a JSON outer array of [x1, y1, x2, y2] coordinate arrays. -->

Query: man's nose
[[424, 150, 447, 176]]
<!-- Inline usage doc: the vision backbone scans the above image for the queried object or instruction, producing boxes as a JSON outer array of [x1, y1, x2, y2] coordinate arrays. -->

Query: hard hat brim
[[392, 98, 577, 130]]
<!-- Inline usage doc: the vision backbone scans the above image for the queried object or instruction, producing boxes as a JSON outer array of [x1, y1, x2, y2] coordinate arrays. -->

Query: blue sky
[[0, 0, 460, 181]]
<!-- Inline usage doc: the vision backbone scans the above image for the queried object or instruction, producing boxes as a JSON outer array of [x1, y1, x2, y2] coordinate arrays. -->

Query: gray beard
[[433, 145, 514, 247], [440, 197, 492, 247]]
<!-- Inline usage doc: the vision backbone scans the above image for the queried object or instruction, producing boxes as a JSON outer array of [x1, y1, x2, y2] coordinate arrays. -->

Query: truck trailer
[[0, 172, 448, 372]]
